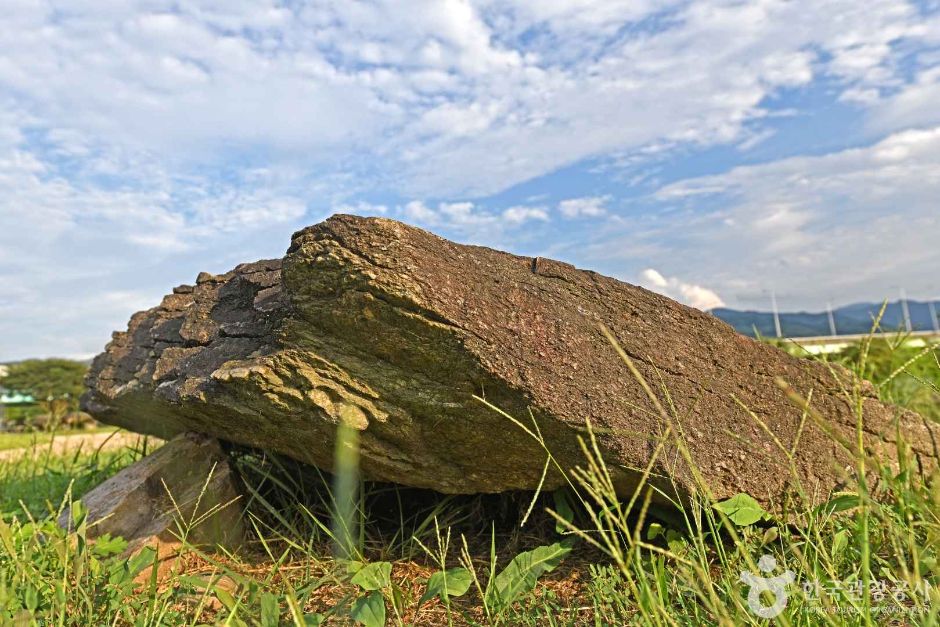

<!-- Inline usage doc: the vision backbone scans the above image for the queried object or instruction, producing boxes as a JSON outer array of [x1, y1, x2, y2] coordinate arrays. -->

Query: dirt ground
[[0, 430, 154, 462]]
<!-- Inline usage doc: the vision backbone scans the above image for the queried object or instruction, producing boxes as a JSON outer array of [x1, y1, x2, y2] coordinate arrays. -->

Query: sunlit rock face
[[83, 214, 938, 509]]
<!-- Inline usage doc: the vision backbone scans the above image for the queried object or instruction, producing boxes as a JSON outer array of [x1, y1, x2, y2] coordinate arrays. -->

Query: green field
[[1, 336, 937, 625]]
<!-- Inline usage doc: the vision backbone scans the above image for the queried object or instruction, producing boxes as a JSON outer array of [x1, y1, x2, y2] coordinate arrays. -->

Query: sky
[[1, 0, 939, 361]]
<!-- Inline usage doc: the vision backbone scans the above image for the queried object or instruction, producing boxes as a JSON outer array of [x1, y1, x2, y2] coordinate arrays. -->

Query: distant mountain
[[711, 300, 940, 338]]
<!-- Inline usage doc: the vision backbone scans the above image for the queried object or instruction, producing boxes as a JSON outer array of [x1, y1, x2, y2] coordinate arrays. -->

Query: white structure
[[786, 330, 939, 355]]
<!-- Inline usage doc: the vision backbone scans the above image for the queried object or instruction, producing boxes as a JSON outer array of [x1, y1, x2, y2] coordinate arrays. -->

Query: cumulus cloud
[[190, 196, 308, 233], [400, 199, 548, 233], [640, 268, 726, 310], [0, 0, 935, 198], [627, 126, 940, 309], [502, 205, 549, 224], [403, 200, 440, 224], [558, 196, 609, 218]]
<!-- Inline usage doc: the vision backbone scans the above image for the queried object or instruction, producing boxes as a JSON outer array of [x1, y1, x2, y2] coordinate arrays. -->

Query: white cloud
[[394, 0, 934, 196], [399, 199, 548, 232], [626, 126, 940, 309], [840, 87, 882, 106], [191, 196, 308, 233], [439, 202, 480, 223], [0, 0, 934, 199], [0, 138, 311, 361], [502, 205, 549, 224], [870, 65, 940, 132], [558, 196, 609, 218], [640, 268, 726, 310], [403, 200, 440, 224]]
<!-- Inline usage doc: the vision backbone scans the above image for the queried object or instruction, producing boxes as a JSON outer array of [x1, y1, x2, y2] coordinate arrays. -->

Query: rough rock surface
[[59, 433, 244, 555], [83, 215, 939, 508]]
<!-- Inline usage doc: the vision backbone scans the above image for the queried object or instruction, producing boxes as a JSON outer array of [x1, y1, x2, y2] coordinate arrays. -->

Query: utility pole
[[771, 290, 782, 338], [827, 301, 837, 337], [900, 288, 912, 332]]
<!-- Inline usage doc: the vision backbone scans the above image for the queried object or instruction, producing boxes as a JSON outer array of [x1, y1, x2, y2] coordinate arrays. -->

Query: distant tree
[[2, 359, 87, 430]]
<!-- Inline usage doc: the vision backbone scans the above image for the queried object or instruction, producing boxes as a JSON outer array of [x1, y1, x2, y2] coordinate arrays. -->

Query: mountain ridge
[[711, 300, 939, 338]]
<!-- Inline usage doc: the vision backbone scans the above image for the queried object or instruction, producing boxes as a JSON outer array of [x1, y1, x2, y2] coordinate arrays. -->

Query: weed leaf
[[814, 493, 860, 516], [91, 533, 127, 557], [831, 528, 851, 558], [487, 539, 574, 611], [552, 488, 575, 534], [350, 590, 385, 627], [213, 586, 238, 612], [126, 545, 156, 579], [713, 493, 770, 526], [350, 561, 392, 591], [260, 592, 279, 627], [420, 567, 472, 605]]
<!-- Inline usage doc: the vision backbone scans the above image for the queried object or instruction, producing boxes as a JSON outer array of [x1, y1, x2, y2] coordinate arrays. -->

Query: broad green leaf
[[646, 522, 664, 541], [303, 614, 325, 626], [126, 546, 157, 579], [552, 488, 575, 534], [713, 493, 770, 526], [814, 494, 860, 516], [487, 539, 574, 611], [92, 533, 128, 557], [109, 545, 156, 586], [70, 501, 88, 530], [24, 585, 38, 612], [214, 587, 238, 612], [0, 518, 15, 555], [831, 529, 850, 558], [260, 592, 279, 627], [390, 582, 405, 616], [350, 590, 386, 627], [350, 561, 392, 591], [665, 529, 688, 554], [419, 568, 473, 605], [343, 560, 364, 575]]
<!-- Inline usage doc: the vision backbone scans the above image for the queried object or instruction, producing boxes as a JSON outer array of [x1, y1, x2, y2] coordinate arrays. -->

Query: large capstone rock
[[83, 215, 938, 508]]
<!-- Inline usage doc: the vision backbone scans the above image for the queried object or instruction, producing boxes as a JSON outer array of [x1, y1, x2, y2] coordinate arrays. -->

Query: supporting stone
[[59, 432, 245, 558]]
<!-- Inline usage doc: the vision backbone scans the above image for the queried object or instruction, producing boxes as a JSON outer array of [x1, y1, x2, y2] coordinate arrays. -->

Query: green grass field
[[1, 334, 937, 625]]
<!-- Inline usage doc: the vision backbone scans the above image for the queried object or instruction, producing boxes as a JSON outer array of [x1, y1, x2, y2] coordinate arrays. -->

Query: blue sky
[[1, 0, 939, 360]]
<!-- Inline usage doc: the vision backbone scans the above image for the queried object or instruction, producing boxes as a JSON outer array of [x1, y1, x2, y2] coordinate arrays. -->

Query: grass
[[0, 426, 118, 452], [0, 432, 153, 521], [0, 328, 938, 625], [772, 329, 940, 423]]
